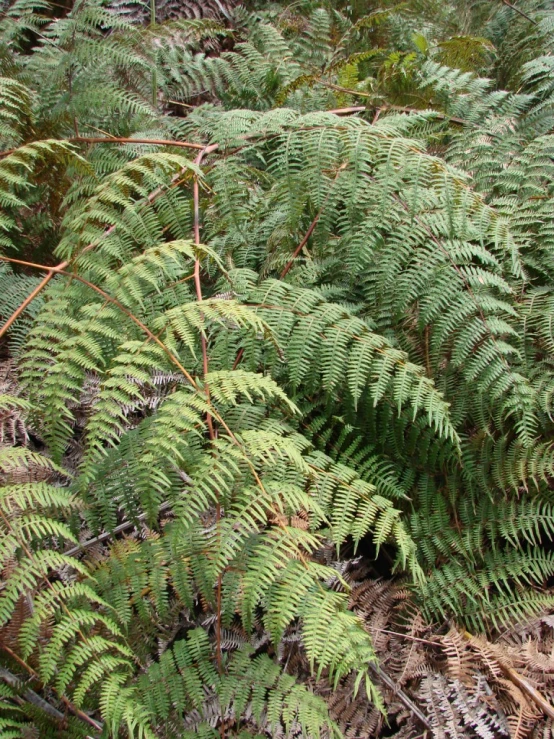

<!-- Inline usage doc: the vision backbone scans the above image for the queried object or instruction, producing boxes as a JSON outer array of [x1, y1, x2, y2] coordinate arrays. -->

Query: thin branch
[[328, 106, 366, 115], [369, 628, 440, 647], [232, 347, 244, 370], [2, 644, 102, 732], [0, 268, 62, 339], [193, 145, 223, 739], [500, 0, 538, 25], [318, 80, 374, 99], [193, 145, 216, 439], [369, 663, 432, 730], [1, 666, 65, 721], [280, 210, 322, 279], [70, 136, 205, 150], [379, 104, 468, 126], [64, 502, 172, 557]]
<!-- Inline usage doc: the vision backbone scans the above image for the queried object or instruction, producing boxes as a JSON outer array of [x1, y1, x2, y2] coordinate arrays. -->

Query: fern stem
[[193, 146, 216, 439], [150, 0, 157, 107], [319, 81, 470, 124], [231, 347, 244, 370], [0, 137, 204, 160], [328, 106, 366, 114], [64, 502, 172, 557], [424, 325, 431, 377], [194, 147, 224, 737], [280, 162, 348, 278], [185, 141, 346, 686], [0, 255, 199, 388], [1, 665, 64, 721], [71, 136, 204, 150], [0, 268, 62, 340], [193, 148, 223, 690], [370, 628, 439, 647]]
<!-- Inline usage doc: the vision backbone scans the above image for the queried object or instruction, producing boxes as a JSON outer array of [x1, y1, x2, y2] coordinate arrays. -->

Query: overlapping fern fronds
[[3, 0, 554, 737]]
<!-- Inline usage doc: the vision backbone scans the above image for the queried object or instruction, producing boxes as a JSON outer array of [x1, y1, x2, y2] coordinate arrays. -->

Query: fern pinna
[[2, 0, 554, 737]]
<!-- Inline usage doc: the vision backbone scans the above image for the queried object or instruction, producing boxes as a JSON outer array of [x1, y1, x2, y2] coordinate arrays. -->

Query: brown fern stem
[[193, 147, 224, 713], [232, 347, 244, 370], [328, 106, 366, 115], [0, 153, 199, 341], [193, 145, 216, 438], [280, 208, 324, 279], [280, 162, 348, 279], [369, 664, 432, 730], [70, 136, 205, 150], [0, 267, 62, 340], [319, 82, 470, 125], [0, 136, 204, 159], [0, 256, 199, 388]]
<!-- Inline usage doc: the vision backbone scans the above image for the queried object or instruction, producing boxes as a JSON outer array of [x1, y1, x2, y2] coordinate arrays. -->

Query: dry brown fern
[[310, 558, 554, 739], [0, 360, 28, 447], [108, 0, 238, 24]]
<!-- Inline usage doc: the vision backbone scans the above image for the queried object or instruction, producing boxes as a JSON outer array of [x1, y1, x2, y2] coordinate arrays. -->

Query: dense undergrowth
[[2, 0, 554, 736]]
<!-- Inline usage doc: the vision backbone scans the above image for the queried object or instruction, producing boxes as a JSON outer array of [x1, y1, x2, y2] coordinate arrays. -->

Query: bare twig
[[500, 0, 538, 25], [1, 666, 65, 721], [232, 347, 244, 370], [369, 663, 432, 731], [64, 502, 172, 557], [0, 269, 61, 339], [328, 106, 367, 115], [1, 645, 102, 733], [370, 628, 440, 647], [320, 82, 470, 125], [70, 136, 204, 150], [193, 144, 217, 440]]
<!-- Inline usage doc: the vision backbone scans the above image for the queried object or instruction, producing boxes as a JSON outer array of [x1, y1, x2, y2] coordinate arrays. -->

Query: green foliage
[[2, 0, 554, 736]]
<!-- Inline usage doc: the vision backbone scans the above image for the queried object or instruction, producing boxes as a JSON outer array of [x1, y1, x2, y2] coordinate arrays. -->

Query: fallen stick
[[461, 630, 554, 720]]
